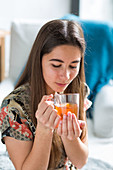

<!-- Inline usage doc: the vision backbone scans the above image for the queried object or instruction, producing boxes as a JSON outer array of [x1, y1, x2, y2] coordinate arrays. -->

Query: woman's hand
[[57, 112, 86, 140], [35, 94, 61, 131]]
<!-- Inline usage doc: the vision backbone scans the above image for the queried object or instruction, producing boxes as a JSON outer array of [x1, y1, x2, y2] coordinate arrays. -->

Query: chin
[[54, 87, 67, 93]]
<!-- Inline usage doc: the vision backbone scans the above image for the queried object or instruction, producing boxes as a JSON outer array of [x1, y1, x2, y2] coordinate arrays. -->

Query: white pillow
[[0, 78, 14, 106], [9, 19, 48, 83], [93, 80, 113, 138]]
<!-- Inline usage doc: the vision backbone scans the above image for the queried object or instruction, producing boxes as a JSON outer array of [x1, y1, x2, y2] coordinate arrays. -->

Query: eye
[[52, 64, 61, 68], [69, 65, 77, 69]]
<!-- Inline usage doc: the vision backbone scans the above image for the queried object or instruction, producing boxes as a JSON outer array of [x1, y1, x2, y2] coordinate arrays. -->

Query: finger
[[36, 96, 54, 119], [67, 112, 74, 140], [72, 114, 81, 137], [36, 102, 50, 119], [62, 114, 67, 136], [39, 94, 53, 107], [78, 120, 86, 129], [57, 120, 62, 136], [46, 100, 54, 106], [54, 115, 61, 129], [40, 105, 54, 124], [46, 110, 57, 128]]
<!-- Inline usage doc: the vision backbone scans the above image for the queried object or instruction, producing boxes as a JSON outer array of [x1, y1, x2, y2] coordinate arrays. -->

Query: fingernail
[[48, 94, 53, 98], [63, 114, 66, 119], [68, 112, 71, 116], [72, 113, 75, 118], [81, 121, 86, 126]]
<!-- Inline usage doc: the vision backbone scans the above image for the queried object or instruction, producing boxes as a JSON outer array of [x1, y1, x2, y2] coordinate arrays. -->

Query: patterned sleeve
[[0, 98, 33, 144], [84, 98, 92, 111], [83, 83, 92, 111]]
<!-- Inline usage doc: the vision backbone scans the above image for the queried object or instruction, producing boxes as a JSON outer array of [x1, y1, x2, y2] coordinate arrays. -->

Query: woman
[[0, 19, 91, 169]]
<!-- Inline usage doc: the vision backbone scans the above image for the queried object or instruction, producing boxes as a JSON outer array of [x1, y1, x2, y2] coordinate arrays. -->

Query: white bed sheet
[[87, 118, 113, 166]]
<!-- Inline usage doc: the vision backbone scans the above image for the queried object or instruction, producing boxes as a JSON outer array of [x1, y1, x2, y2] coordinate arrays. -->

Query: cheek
[[43, 67, 56, 82], [71, 67, 80, 80]]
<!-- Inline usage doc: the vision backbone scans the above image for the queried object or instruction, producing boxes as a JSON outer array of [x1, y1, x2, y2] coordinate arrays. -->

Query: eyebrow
[[49, 59, 80, 63]]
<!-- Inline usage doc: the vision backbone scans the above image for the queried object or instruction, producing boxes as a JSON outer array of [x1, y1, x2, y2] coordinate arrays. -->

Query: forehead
[[43, 45, 81, 61]]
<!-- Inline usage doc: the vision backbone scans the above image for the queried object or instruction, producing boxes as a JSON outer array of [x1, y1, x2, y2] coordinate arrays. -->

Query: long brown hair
[[15, 19, 86, 168]]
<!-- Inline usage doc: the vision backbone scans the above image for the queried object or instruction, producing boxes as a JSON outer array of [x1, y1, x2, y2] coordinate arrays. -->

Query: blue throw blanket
[[62, 14, 113, 116]]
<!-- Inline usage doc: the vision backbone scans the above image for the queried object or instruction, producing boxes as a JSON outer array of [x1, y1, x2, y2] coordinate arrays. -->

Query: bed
[[0, 15, 113, 169]]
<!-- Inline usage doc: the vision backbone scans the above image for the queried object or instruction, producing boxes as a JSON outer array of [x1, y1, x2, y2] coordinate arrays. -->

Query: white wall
[[80, 0, 113, 21], [0, 0, 71, 30], [0, 0, 71, 76]]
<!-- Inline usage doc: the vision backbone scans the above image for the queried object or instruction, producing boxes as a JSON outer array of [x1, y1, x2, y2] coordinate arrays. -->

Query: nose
[[59, 69, 70, 81]]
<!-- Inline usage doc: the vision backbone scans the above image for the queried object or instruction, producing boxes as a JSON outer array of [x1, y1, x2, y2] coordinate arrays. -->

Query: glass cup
[[54, 93, 79, 120]]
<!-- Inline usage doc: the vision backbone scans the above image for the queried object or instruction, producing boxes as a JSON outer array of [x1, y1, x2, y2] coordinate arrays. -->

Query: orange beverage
[[55, 103, 79, 119]]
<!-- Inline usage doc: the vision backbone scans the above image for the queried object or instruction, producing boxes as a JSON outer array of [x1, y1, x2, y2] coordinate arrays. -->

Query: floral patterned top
[[0, 83, 92, 170]]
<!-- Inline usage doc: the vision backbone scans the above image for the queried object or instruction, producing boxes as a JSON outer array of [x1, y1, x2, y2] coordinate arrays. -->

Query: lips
[[56, 82, 68, 87]]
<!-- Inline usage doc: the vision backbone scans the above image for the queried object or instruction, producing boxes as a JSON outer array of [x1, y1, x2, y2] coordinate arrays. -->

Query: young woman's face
[[42, 45, 81, 94]]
